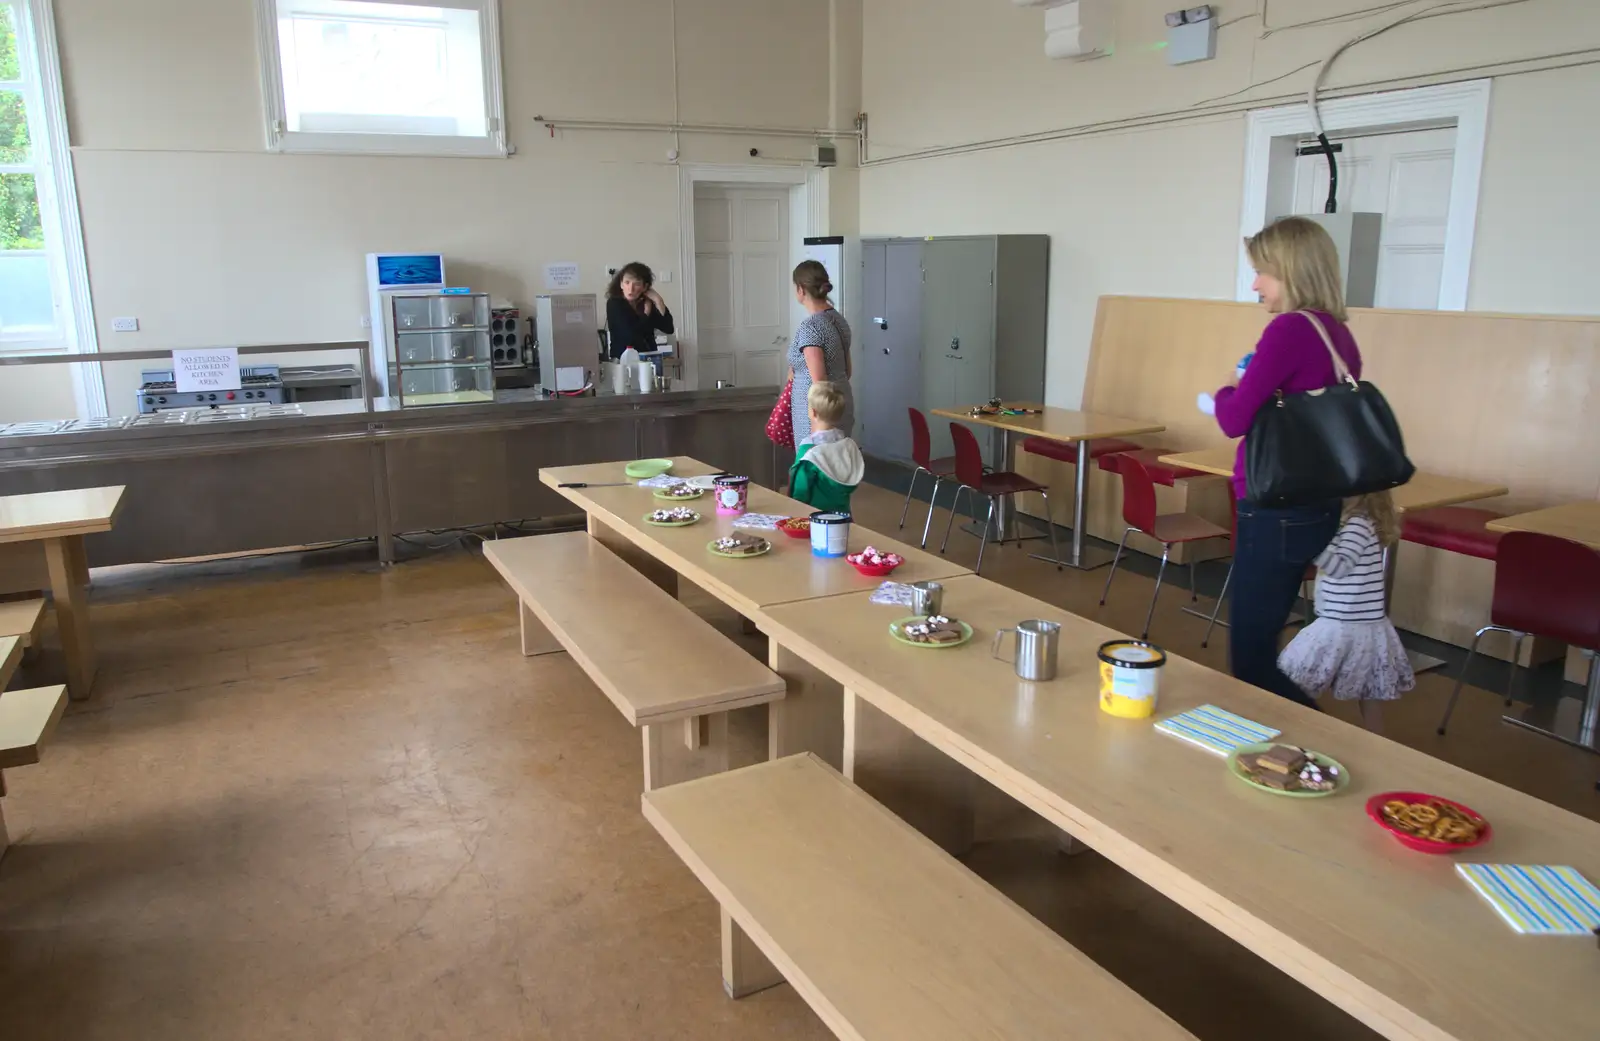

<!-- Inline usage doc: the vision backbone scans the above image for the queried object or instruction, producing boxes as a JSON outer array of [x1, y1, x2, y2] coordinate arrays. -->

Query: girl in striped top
[[1278, 491, 1415, 733]]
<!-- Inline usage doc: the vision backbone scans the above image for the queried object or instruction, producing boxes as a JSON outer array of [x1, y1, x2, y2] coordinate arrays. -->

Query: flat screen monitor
[[369, 253, 446, 290]]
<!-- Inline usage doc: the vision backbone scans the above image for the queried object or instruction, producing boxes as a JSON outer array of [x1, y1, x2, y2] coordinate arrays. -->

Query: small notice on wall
[[173, 347, 241, 393], [544, 262, 581, 291]]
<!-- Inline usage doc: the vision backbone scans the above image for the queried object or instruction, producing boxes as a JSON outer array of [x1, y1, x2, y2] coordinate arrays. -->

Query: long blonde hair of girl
[[1344, 490, 1399, 547]]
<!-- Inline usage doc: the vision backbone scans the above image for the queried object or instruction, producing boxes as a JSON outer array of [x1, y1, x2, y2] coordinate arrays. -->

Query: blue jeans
[[1229, 501, 1340, 708]]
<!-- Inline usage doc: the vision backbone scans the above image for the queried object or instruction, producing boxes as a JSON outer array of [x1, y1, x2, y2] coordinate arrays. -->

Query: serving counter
[[0, 387, 781, 574]]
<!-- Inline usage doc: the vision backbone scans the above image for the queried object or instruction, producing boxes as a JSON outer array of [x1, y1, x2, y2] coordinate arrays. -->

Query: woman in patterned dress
[[786, 260, 854, 444]]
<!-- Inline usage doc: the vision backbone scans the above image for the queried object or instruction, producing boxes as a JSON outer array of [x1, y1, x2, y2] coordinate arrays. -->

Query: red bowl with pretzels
[[1366, 791, 1492, 854], [776, 516, 811, 539]]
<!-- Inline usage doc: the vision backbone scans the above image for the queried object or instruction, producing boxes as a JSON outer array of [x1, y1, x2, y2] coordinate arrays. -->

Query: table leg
[[1382, 545, 1445, 674], [767, 639, 843, 769], [43, 535, 96, 701], [843, 688, 973, 856], [587, 514, 678, 598], [1029, 438, 1115, 570], [1503, 650, 1600, 753]]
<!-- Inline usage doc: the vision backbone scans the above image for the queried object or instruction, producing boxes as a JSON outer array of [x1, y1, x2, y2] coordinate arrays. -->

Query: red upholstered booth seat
[[1400, 507, 1505, 561], [1021, 436, 1141, 465], [1098, 447, 1206, 488]]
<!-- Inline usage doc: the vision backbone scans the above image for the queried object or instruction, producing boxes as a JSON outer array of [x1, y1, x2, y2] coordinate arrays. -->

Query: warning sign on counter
[[173, 347, 241, 393]]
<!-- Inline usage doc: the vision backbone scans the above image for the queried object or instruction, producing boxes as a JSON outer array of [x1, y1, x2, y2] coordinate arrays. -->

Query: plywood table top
[[931, 404, 1165, 443], [541, 459, 972, 616], [758, 574, 1600, 1041], [1158, 447, 1509, 513], [1487, 501, 1600, 550], [0, 485, 126, 545]]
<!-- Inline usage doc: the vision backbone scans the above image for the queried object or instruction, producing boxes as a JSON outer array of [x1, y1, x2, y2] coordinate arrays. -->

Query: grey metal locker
[[857, 234, 1048, 467], [858, 239, 924, 462]]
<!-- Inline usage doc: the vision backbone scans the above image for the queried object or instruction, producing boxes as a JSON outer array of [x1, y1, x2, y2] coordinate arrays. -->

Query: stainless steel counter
[[0, 387, 781, 568]]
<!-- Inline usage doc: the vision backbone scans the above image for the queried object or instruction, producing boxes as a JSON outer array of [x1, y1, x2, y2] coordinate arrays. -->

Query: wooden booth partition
[[1015, 296, 1600, 661]]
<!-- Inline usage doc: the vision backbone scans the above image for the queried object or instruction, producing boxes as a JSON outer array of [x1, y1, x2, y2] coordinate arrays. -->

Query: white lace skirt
[[1278, 618, 1416, 702]]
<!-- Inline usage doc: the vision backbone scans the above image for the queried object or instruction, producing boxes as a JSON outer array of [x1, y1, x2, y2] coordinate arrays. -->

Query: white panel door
[[1292, 127, 1457, 309], [694, 186, 791, 389]]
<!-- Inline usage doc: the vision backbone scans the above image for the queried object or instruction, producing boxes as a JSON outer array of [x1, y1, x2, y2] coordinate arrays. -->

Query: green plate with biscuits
[[1228, 742, 1350, 799]]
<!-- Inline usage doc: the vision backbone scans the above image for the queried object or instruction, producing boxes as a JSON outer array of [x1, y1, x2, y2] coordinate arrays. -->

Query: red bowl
[[847, 555, 902, 577], [1366, 791, 1492, 854], [777, 518, 811, 539]]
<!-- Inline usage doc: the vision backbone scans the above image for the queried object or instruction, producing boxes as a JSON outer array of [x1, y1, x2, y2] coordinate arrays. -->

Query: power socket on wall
[[111, 316, 139, 332]]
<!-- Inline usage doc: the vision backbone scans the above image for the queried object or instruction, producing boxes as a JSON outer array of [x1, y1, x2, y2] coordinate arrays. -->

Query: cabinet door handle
[[874, 317, 888, 329]]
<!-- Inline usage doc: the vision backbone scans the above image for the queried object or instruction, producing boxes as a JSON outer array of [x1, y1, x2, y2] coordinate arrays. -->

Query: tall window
[[0, 0, 86, 354], [256, 0, 506, 157]]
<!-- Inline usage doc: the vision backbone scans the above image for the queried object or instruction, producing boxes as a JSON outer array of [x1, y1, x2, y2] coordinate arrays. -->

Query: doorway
[[1238, 80, 1490, 310], [693, 185, 793, 390]]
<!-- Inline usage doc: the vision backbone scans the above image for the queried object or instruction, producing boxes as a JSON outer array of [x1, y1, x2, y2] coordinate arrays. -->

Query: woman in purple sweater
[[1213, 217, 1362, 707]]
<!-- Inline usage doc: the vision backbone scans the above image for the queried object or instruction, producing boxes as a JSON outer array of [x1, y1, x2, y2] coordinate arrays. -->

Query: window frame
[[253, 0, 508, 158], [0, 0, 103, 415]]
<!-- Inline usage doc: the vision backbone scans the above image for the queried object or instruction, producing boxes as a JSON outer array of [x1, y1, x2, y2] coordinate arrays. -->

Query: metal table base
[[1029, 436, 1114, 570]]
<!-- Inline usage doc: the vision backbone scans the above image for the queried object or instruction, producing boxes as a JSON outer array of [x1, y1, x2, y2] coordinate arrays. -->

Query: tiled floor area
[[1, 480, 1595, 1040]]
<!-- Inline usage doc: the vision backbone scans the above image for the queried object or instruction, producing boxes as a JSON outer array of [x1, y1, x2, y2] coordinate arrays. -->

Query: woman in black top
[[605, 262, 674, 359]]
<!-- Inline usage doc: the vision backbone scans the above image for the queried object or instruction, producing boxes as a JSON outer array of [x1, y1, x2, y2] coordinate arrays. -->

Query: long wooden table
[[541, 458, 973, 764], [932, 404, 1165, 570], [0, 486, 126, 699], [758, 573, 1600, 1041]]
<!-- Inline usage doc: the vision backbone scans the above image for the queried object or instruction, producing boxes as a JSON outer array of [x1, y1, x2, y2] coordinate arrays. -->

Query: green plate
[[707, 538, 771, 559], [644, 512, 700, 528], [888, 616, 974, 649], [625, 458, 674, 479], [653, 487, 704, 501], [1228, 743, 1350, 799]]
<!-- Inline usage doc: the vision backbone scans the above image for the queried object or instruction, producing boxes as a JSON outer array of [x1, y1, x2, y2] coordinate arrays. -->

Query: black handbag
[[1244, 311, 1415, 507]]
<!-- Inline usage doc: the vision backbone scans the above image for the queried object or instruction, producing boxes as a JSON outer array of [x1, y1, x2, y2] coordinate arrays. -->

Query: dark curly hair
[[606, 262, 654, 300]]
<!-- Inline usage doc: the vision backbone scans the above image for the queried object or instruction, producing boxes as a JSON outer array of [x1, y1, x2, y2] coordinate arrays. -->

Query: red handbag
[[766, 379, 795, 447]]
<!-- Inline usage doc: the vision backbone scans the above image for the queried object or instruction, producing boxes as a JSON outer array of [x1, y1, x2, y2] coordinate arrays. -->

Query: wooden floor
[[1, 482, 1595, 1040]]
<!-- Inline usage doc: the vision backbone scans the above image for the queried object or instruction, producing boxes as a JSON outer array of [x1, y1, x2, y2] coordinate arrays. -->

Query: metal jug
[[991, 619, 1061, 681], [907, 581, 943, 617]]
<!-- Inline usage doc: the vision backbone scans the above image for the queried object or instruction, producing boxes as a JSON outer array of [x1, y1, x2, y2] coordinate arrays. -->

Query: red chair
[[1022, 436, 1141, 466], [901, 408, 960, 549], [940, 423, 1060, 575], [1401, 507, 1505, 561], [1437, 531, 1600, 737], [1097, 447, 1206, 487], [1099, 456, 1230, 640]]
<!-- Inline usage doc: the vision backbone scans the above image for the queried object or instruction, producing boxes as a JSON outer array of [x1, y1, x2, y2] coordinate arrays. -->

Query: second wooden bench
[[482, 532, 785, 791]]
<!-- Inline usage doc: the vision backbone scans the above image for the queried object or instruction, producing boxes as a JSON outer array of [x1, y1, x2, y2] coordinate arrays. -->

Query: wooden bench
[[643, 754, 1197, 1040], [0, 679, 69, 858], [482, 532, 786, 791], [0, 598, 45, 661]]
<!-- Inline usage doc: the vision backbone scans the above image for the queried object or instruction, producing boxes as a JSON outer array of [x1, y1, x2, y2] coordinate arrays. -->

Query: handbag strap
[[1296, 310, 1356, 387]]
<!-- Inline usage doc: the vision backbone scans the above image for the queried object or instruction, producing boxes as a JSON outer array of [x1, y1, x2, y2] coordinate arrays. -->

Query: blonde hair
[[807, 381, 846, 424], [1244, 216, 1349, 322], [1344, 490, 1399, 547]]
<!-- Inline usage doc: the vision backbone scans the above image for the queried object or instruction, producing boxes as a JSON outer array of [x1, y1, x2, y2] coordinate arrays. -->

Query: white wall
[[859, 0, 1600, 407], [1, 0, 855, 421]]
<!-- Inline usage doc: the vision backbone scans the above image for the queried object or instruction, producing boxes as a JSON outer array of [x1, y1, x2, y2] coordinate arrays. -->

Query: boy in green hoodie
[[789, 382, 865, 515]]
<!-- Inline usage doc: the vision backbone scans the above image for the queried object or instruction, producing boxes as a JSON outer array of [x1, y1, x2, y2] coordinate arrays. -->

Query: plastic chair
[[900, 408, 959, 549], [1099, 456, 1230, 640], [1437, 531, 1600, 737], [939, 423, 1060, 575]]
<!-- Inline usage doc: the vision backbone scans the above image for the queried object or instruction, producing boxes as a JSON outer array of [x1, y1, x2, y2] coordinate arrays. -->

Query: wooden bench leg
[[767, 639, 844, 769], [587, 515, 679, 598], [1057, 830, 1090, 855], [0, 773, 8, 862], [43, 536, 96, 701], [721, 907, 783, 998], [642, 712, 730, 792], [844, 689, 975, 856], [520, 602, 562, 657]]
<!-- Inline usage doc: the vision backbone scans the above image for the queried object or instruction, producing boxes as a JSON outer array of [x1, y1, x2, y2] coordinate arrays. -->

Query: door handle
[[950, 337, 961, 351], [882, 347, 890, 355], [874, 317, 887, 329]]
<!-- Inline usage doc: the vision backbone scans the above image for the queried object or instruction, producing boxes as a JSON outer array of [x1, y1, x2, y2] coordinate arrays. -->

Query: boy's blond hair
[[807, 382, 847, 425]]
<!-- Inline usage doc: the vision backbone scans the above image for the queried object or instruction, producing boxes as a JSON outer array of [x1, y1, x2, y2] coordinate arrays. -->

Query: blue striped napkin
[[1154, 704, 1280, 757], [1456, 864, 1600, 936]]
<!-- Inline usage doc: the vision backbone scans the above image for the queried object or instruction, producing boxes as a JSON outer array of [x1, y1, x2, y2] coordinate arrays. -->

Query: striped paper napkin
[[1154, 704, 1281, 757], [1456, 864, 1600, 936]]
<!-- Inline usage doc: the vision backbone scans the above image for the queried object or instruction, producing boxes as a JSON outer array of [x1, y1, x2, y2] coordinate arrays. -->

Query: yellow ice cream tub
[[1097, 640, 1168, 719]]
